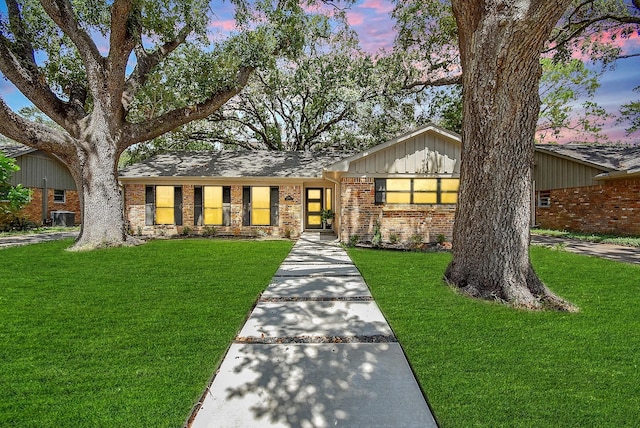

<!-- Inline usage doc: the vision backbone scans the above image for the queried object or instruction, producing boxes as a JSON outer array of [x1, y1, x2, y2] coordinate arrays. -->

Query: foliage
[[371, 221, 382, 248], [348, 234, 359, 247], [537, 58, 611, 142], [0, 0, 351, 248], [618, 86, 640, 135], [390, 0, 640, 140], [0, 154, 31, 225], [531, 228, 640, 248], [350, 247, 640, 427], [0, 239, 292, 427]]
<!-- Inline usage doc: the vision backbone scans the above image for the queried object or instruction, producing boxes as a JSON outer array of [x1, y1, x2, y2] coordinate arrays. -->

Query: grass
[[531, 228, 640, 248], [0, 238, 292, 428], [349, 247, 640, 427]]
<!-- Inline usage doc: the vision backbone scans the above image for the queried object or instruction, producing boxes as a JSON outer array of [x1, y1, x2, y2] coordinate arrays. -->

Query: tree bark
[[445, 0, 578, 311]]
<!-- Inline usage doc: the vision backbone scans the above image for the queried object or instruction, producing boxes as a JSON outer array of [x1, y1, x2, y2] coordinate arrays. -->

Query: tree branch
[[0, 36, 75, 127], [125, 66, 254, 146], [39, 0, 104, 92], [123, 24, 192, 109], [0, 98, 73, 156], [402, 74, 462, 91]]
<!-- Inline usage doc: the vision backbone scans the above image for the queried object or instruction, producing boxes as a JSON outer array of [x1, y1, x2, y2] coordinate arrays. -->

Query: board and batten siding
[[534, 151, 606, 191], [349, 132, 460, 175], [11, 152, 76, 190]]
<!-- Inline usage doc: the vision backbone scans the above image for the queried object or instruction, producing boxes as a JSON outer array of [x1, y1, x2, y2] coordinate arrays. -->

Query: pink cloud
[[358, 0, 394, 14], [208, 19, 237, 33]]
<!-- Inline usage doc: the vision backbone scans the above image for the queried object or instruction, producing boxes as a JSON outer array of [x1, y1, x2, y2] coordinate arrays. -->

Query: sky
[[1, 0, 639, 143]]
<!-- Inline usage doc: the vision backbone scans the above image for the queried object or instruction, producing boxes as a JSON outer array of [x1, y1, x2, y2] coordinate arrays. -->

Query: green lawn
[[349, 247, 640, 427], [0, 238, 292, 428]]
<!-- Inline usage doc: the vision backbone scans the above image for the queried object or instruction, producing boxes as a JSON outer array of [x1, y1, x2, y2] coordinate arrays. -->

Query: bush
[[348, 234, 359, 247]]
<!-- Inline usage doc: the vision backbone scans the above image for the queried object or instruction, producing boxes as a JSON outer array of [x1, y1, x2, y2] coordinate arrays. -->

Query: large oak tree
[[0, 0, 321, 250], [444, 0, 579, 311]]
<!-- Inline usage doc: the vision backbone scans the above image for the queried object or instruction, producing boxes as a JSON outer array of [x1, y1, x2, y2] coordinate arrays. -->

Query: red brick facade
[[339, 177, 456, 243], [17, 187, 81, 225], [536, 178, 640, 236], [124, 183, 304, 238]]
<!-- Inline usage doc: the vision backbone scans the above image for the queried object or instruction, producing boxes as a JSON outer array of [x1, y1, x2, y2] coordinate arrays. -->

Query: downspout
[[42, 177, 48, 224]]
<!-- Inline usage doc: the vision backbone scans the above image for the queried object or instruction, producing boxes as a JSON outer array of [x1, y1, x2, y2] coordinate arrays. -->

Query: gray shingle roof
[[535, 144, 640, 172], [0, 141, 36, 158], [118, 150, 354, 179]]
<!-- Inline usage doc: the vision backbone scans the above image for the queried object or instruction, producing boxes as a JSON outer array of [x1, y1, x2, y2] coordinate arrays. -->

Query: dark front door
[[305, 188, 323, 229]]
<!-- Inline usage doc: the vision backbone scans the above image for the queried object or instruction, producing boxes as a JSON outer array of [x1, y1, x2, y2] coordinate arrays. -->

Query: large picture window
[[194, 186, 231, 226], [243, 186, 279, 226], [375, 178, 459, 205], [145, 185, 183, 225]]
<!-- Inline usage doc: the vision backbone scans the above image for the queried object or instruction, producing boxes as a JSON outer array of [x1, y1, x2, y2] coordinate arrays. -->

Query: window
[[194, 186, 231, 226], [243, 186, 279, 226], [53, 189, 65, 203], [537, 190, 551, 207], [375, 178, 459, 205], [145, 186, 183, 225]]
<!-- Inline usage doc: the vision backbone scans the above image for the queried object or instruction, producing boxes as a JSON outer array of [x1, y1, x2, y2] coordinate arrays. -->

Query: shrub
[[348, 234, 359, 247], [388, 233, 399, 245]]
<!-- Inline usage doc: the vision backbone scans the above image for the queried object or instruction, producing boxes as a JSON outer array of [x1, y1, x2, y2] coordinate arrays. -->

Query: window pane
[[440, 193, 458, 204], [156, 207, 174, 224], [156, 186, 174, 208], [387, 192, 411, 204], [308, 202, 322, 212], [252, 187, 270, 209], [204, 208, 223, 225], [325, 188, 332, 211], [441, 179, 460, 192], [204, 186, 223, 209], [308, 189, 321, 199], [414, 179, 438, 192], [413, 193, 438, 204], [252, 209, 270, 225], [308, 215, 322, 226], [387, 179, 411, 191]]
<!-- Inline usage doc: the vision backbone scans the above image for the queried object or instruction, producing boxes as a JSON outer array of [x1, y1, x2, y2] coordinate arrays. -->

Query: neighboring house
[[534, 144, 640, 236], [0, 142, 81, 225], [119, 124, 462, 242]]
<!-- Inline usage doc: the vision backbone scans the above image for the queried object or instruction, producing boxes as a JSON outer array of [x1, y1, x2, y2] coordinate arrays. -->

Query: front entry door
[[306, 188, 323, 229]]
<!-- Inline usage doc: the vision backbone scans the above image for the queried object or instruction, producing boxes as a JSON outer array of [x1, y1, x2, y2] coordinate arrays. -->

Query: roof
[[535, 144, 640, 173], [325, 123, 461, 172], [118, 150, 354, 179], [0, 141, 37, 158]]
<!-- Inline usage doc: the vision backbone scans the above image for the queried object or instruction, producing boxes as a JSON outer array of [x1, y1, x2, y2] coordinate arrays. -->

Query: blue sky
[[1, 0, 639, 143]]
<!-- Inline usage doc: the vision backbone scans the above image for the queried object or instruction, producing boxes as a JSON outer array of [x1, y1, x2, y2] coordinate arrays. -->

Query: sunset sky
[[1, 0, 639, 143]]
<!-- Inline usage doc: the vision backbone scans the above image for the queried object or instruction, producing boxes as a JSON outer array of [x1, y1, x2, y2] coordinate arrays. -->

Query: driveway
[[531, 235, 640, 265], [0, 231, 79, 249]]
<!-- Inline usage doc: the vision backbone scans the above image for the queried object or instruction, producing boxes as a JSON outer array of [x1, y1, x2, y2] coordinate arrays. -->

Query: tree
[[443, 0, 579, 311], [0, 154, 31, 227], [137, 13, 427, 156], [619, 87, 640, 135], [0, 0, 322, 250], [392, 0, 640, 141]]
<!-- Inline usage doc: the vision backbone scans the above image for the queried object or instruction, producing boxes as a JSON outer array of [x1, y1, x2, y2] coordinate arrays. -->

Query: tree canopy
[[0, 0, 347, 249]]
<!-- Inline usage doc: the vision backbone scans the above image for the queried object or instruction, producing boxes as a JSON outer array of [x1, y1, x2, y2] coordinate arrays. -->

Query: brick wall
[[16, 187, 81, 225], [340, 177, 456, 243], [125, 183, 303, 238], [536, 178, 640, 235]]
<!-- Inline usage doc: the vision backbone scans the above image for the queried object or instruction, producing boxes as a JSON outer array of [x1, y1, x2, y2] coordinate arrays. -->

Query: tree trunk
[[445, 0, 578, 311], [68, 122, 130, 251]]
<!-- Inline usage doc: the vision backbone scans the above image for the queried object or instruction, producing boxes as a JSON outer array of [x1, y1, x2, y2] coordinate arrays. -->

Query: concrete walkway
[[530, 235, 640, 265], [0, 231, 79, 249], [189, 232, 437, 428]]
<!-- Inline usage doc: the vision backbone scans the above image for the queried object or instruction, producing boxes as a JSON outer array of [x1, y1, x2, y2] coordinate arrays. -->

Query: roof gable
[[325, 124, 461, 175]]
